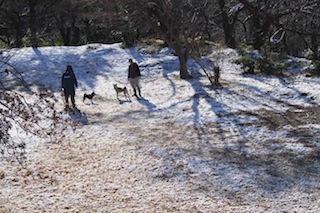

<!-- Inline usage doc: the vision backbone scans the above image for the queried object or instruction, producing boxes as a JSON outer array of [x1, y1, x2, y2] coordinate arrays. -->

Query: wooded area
[[1, 0, 319, 80], [0, 0, 319, 55]]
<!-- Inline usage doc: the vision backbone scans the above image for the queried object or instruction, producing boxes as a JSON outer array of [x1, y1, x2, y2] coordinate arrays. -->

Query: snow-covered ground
[[0, 43, 319, 212]]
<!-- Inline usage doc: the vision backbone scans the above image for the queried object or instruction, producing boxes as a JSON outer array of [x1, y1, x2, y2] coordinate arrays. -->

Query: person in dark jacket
[[61, 65, 78, 110], [128, 58, 142, 98]]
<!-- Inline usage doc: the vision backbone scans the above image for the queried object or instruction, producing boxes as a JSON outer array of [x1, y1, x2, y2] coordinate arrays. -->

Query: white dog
[[113, 84, 130, 101]]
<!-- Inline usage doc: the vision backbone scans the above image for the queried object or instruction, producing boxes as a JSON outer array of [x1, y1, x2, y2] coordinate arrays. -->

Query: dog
[[83, 91, 96, 104], [113, 84, 130, 101]]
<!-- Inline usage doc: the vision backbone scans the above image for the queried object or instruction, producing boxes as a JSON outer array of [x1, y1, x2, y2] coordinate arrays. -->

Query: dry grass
[[1, 95, 320, 212]]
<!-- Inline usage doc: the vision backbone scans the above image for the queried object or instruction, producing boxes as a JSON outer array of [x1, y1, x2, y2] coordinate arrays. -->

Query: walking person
[[61, 65, 78, 111], [128, 58, 142, 98]]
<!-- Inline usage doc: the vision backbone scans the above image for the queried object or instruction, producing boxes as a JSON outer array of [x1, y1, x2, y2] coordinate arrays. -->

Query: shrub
[[237, 43, 253, 56], [256, 58, 277, 75], [233, 56, 255, 74], [234, 55, 287, 76], [308, 60, 320, 76]]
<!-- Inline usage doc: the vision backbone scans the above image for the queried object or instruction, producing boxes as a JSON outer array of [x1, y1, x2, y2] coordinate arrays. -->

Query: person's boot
[[138, 88, 142, 98], [133, 88, 138, 97], [71, 102, 79, 113], [64, 104, 69, 112]]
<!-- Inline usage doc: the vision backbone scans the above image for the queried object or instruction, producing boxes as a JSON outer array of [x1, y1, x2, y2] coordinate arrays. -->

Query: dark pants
[[64, 90, 75, 107]]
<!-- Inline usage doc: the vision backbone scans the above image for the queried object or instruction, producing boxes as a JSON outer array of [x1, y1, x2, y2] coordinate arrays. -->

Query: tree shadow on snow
[[147, 73, 320, 202], [7, 46, 113, 94]]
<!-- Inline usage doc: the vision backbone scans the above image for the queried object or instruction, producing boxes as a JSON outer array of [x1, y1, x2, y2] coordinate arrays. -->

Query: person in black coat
[[128, 58, 142, 98], [61, 65, 78, 109]]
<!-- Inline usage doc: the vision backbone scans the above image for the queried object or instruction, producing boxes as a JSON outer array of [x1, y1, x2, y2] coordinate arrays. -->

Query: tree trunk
[[223, 22, 236, 48], [28, 0, 38, 47], [252, 16, 263, 50], [14, 16, 23, 47], [175, 46, 191, 79], [59, 26, 71, 46], [218, 0, 236, 48], [71, 17, 80, 45], [311, 35, 319, 60], [178, 54, 190, 79]]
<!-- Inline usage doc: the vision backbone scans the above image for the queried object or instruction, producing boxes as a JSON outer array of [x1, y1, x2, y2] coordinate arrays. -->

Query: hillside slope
[[0, 43, 319, 212]]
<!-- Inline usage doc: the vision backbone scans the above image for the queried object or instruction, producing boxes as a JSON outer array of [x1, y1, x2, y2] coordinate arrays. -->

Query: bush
[[256, 58, 277, 75], [236, 43, 253, 56], [233, 56, 255, 74], [308, 60, 320, 76], [234, 54, 287, 75]]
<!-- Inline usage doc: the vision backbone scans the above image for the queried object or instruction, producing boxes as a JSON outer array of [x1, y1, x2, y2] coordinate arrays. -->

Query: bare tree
[[0, 0, 28, 47], [217, 0, 243, 48], [285, 0, 320, 59], [236, 0, 320, 58], [0, 56, 68, 164], [119, 0, 214, 79]]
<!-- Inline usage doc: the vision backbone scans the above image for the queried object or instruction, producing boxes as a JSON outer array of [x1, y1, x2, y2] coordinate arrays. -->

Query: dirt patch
[[255, 106, 320, 130]]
